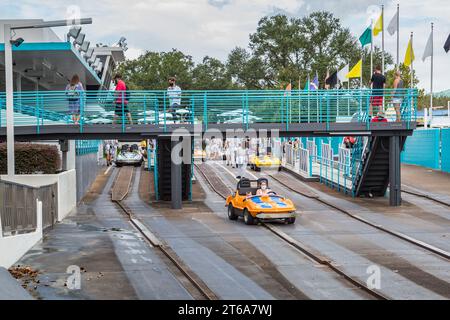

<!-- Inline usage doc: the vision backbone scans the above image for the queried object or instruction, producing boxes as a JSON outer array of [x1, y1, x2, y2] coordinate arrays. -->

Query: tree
[[192, 56, 232, 90], [226, 47, 271, 89], [115, 11, 399, 92], [249, 15, 304, 86], [385, 63, 419, 89], [360, 46, 394, 86], [249, 12, 362, 88], [116, 49, 195, 90], [299, 11, 360, 87]]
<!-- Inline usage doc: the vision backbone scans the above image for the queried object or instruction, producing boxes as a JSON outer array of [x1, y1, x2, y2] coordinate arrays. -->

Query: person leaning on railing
[[65, 74, 84, 125], [167, 77, 182, 123], [392, 70, 405, 122]]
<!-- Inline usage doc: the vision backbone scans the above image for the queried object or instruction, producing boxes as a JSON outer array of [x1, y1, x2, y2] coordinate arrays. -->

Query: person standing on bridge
[[392, 71, 404, 122], [65, 74, 84, 125], [369, 65, 386, 118], [113, 74, 133, 125], [167, 77, 182, 122]]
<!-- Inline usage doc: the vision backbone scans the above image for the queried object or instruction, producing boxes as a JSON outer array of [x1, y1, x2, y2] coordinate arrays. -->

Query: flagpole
[[315, 71, 319, 122], [347, 61, 350, 116], [289, 79, 292, 123], [307, 73, 310, 123], [431, 23, 434, 110], [410, 32, 414, 89], [360, 56, 363, 89], [298, 76, 301, 123], [396, 4, 400, 69], [370, 19, 374, 76], [382, 5, 385, 73]]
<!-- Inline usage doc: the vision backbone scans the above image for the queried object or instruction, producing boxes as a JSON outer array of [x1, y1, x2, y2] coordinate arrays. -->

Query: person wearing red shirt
[[344, 136, 356, 149], [113, 74, 132, 125]]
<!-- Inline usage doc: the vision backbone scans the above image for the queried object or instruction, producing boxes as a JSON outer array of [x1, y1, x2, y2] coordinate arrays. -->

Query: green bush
[[0, 143, 61, 174]]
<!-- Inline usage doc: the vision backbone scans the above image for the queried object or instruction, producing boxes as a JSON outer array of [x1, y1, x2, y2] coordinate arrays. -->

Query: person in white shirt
[[224, 140, 231, 166], [236, 143, 248, 179], [167, 77, 182, 122], [111, 140, 119, 163], [228, 138, 237, 168], [104, 140, 116, 166]]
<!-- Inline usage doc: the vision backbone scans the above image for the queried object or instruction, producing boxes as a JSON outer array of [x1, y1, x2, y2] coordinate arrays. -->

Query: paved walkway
[[13, 168, 191, 300], [402, 164, 450, 198]]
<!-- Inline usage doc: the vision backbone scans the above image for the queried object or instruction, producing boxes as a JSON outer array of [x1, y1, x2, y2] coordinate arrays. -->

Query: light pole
[[3, 18, 92, 177]]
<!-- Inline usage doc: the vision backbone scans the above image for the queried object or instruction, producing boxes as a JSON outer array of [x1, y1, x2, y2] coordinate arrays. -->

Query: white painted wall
[[67, 140, 76, 170], [1, 170, 77, 221], [0, 200, 43, 268]]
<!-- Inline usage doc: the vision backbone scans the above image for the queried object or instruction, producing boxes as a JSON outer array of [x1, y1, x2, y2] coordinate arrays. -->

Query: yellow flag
[[373, 14, 383, 37], [404, 38, 415, 67], [346, 59, 362, 79]]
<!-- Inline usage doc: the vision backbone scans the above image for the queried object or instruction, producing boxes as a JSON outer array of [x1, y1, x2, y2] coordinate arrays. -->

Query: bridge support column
[[171, 138, 182, 210], [389, 135, 402, 206], [59, 140, 69, 171]]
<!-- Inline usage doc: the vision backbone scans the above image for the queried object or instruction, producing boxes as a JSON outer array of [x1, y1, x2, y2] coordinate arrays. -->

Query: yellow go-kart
[[249, 155, 282, 172], [193, 149, 206, 163], [226, 178, 297, 225]]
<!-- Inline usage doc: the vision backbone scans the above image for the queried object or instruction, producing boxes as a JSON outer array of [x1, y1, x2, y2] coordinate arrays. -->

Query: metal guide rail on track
[[269, 172, 450, 261], [195, 163, 390, 300], [111, 167, 217, 300], [401, 185, 450, 208]]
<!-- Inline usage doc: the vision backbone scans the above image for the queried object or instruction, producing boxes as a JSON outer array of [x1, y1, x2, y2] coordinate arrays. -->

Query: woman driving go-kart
[[226, 178, 297, 225], [256, 179, 274, 196]]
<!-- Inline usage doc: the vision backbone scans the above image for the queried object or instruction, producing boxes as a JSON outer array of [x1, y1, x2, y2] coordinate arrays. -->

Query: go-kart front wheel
[[243, 209, 257, 225], [286, 217, 296, 225], [228, 204, 238, 221]]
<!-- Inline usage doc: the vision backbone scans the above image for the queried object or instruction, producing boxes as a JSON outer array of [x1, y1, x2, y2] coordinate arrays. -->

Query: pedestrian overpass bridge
[[0, 88, 418, 208], [0, 89, 417, 140]]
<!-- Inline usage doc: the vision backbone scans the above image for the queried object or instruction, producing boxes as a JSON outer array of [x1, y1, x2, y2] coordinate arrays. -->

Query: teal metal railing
[[0, 89, 418, 132], [301, 136, 367, 196], [75, 140, 100, 155], [314, 154, 354, 194]]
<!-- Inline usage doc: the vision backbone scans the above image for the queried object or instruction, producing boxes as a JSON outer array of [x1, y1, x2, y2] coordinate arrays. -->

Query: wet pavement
[[8, 161, 450, 300], [208, 162, 450, 300], [194, 169, 374, 300], [14, 168, 191, 300]]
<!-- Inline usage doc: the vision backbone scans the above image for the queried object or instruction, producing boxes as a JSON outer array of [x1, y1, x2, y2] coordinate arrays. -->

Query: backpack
[[67, 84, 80, 99], [371, 116, 388, 123]]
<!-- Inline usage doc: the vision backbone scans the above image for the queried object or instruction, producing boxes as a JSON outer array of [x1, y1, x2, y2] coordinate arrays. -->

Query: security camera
[[10, 38, 24, 47]]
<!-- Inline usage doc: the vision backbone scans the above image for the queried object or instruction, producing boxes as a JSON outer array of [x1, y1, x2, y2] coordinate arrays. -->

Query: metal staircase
[[353, 136, 406, 197]]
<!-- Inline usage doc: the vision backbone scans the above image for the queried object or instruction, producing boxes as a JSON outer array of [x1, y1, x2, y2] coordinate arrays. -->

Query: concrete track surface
[[10, 162, 450, 300]]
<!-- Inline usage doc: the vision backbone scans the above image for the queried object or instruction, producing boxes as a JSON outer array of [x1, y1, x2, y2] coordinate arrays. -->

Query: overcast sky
[[1, 0, 449, 92]]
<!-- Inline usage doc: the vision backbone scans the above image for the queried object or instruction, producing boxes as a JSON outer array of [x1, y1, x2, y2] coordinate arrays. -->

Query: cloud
[[208, 0, 232, 9], [1, 0, 449, 92], [125, 46, 145, 60]]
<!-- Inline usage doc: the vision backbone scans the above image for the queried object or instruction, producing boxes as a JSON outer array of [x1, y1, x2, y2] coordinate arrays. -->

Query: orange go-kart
[[226, 178, 297, 225]]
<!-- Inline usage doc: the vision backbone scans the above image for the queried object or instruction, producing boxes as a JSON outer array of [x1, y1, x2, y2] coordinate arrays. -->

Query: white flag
[[337, 64, 349, 83], [387, 11, 398, 36], [422, 32, 433, 61]]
